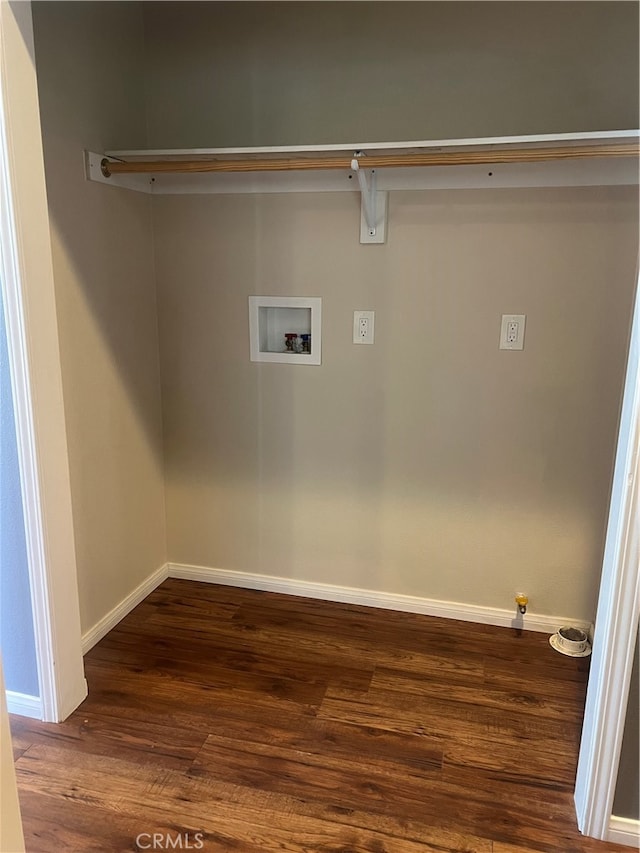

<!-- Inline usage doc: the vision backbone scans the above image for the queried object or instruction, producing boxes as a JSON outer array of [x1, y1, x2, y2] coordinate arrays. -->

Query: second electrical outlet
[[353, 310, 375, 344], [500, 314, 526, 350]]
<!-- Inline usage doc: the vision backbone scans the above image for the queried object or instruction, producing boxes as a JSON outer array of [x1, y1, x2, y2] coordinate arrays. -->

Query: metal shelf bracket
[[351, 155, 388, 244]]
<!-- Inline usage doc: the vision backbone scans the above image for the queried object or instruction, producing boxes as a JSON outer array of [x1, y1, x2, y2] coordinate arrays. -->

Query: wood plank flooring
[[10, 579, 631, 853]]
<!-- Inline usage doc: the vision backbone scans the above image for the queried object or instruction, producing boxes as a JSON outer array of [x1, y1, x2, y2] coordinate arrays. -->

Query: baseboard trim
[[608, 816, 640, 847], [167, 563, 592, 635], [81, 564, 169, 654], [6, 691, 42, 719]]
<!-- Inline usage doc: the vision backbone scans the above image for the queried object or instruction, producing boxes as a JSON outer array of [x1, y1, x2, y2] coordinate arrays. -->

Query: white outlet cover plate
[[353, 310, 375, 344], [500, 314, 526, 350]]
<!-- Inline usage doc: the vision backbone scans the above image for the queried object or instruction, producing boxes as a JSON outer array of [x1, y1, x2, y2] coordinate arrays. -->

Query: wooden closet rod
[[101, 143, 639, 177]]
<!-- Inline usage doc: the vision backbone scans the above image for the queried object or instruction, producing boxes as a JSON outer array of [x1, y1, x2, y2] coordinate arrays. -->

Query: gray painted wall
[[613, 631, 639, 820], [32, 1, 167, 636], [142, 1, 639, 148], [153, 187, 638, 622], [0, 292, 38, 697]]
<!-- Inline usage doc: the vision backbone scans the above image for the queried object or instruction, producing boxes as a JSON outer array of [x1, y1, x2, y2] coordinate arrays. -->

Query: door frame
[[0, 0, 85, 722], [574, 268, 640, 839]]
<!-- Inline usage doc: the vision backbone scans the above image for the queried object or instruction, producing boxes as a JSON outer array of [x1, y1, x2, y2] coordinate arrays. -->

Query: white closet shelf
[[87, 130, 639, 196], [105, 129, 639, 161]]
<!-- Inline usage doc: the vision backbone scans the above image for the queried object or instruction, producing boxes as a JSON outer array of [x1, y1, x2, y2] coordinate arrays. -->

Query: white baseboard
[[167, 563, 592, 635], [6, 691, 42, 719], [81, 564, 169, 654], [608, 816, 640, 847], [79, 561, 592, 655]]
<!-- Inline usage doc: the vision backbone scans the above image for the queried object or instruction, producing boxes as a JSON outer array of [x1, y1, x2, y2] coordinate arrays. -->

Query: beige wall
[[32, 2, 166, 634], [154, 186, 638, 622], [27, 1, 639, 634], [142, 1, 639, 148], [1, 663, 24, 852]]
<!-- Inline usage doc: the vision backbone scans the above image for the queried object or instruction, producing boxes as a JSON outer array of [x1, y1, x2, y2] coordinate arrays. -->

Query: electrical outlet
[[500, 314, 526, 350], [353, 310, 375, 344]]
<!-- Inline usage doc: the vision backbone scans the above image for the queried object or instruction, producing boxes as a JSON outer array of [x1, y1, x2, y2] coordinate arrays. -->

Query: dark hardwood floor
[[11, 579, 631, 853]]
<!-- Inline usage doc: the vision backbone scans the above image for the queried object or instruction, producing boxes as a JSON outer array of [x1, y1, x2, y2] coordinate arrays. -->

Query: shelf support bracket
[[351, 155, 388, 244]]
